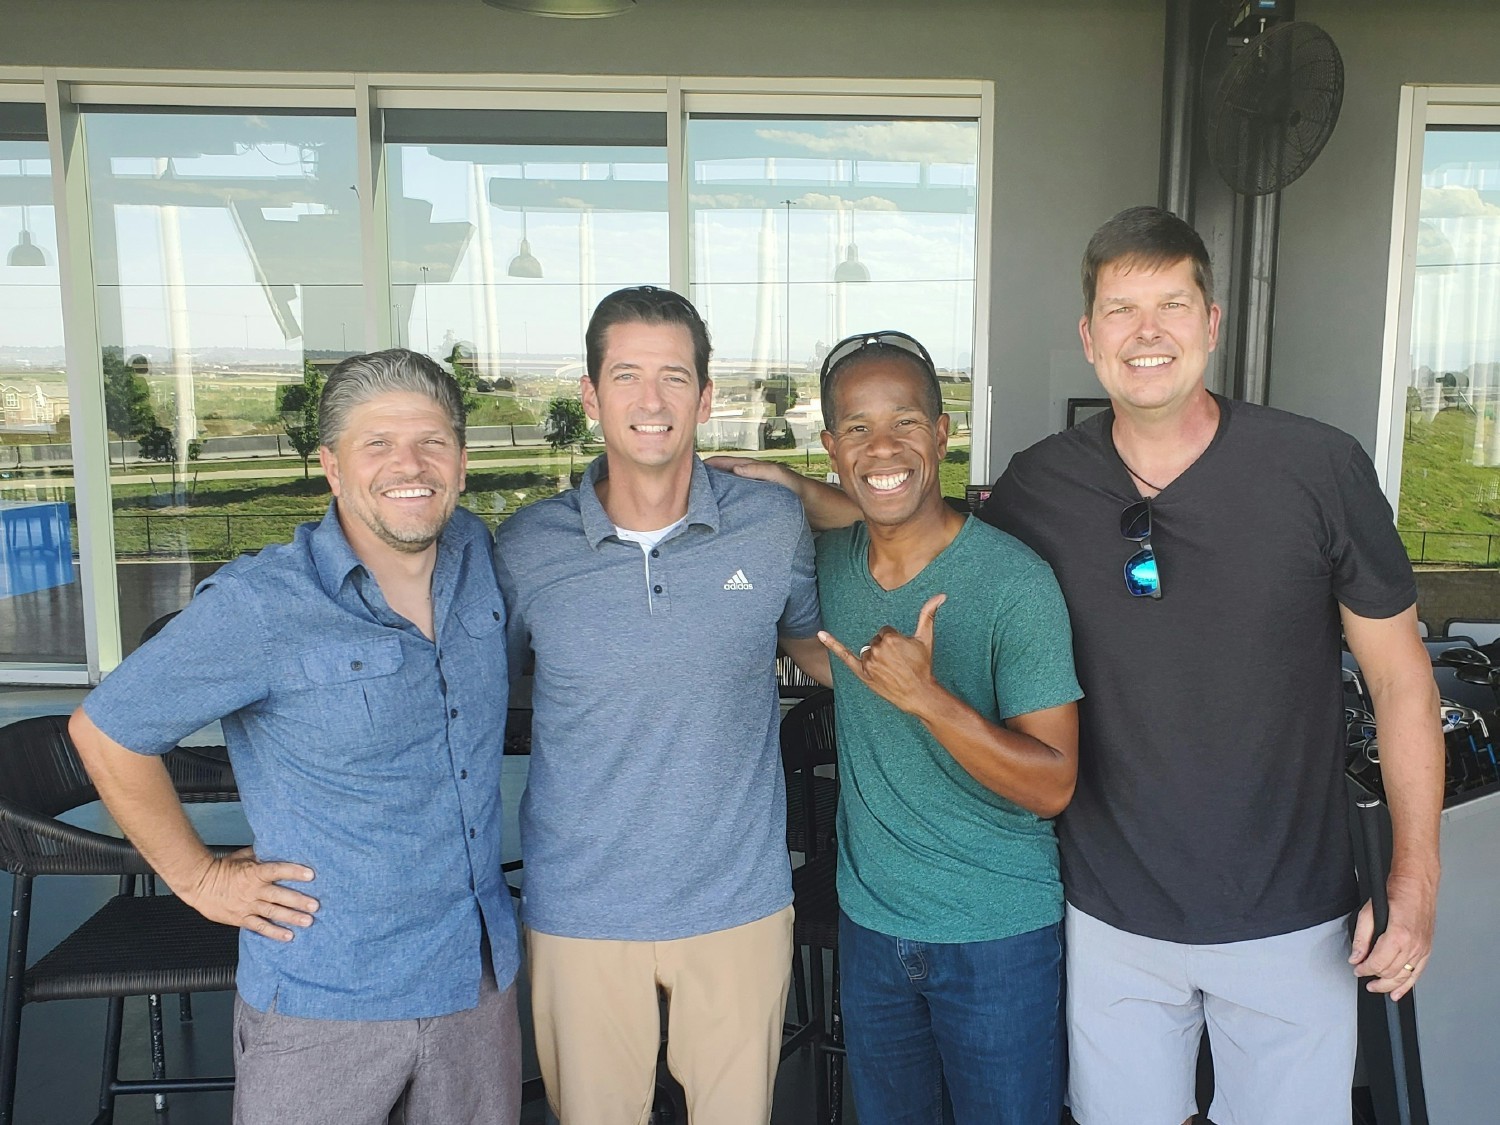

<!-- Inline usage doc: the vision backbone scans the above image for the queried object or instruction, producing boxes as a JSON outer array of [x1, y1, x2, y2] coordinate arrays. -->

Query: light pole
[[782, 199, 796, 419], [420, 265, 431, 355]]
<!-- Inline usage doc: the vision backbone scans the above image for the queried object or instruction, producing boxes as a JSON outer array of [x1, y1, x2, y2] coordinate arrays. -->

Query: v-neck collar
[[1104, 392, 1232, 501]]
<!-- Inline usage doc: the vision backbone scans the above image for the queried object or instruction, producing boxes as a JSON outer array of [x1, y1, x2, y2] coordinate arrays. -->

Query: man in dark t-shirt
[[978, 207, 1441, 1125], [712, 207, 1444, 1125]]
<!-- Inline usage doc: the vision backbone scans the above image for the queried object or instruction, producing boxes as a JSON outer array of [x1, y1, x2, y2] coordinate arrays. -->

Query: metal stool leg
[[148, 991, 168, 1113], [95, 995, 125, 1125], [0, 877, 34, 1125]]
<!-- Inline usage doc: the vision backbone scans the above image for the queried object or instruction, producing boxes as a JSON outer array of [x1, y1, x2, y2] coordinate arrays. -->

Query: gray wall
[[1274, 0, 1500, 451], [1, 0, 1163, 480]]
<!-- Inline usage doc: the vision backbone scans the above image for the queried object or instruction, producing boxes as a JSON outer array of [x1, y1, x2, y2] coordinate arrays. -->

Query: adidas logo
[[723, 568, 754, 591]]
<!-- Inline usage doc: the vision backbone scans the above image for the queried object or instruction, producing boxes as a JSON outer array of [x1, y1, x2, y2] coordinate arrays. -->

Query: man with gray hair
[[70, 348, 522, 1124]]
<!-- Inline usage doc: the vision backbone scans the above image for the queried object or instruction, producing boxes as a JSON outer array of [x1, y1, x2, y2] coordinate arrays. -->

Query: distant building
[[0, 383, 69, 428]]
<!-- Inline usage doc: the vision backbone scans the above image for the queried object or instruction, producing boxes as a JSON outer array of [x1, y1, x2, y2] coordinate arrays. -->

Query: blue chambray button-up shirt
[[84, 503, 519, 1021]]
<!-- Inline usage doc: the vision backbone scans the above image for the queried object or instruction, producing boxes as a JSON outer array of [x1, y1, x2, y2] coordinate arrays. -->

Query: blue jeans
[[839, 912, 1063, 1125]]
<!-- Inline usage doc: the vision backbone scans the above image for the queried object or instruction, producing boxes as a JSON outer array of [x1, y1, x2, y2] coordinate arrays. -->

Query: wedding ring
[[859, 646, 872, 656], [1403, 962, 1416, 973]]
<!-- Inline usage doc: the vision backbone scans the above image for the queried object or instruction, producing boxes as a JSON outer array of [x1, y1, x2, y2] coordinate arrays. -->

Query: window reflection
[[385, 108, 668, 515], [0, 112, 84, 665], [687, 117, 979, 464], [83, 109, 361, 653], [1399, 127, 1500, 566]]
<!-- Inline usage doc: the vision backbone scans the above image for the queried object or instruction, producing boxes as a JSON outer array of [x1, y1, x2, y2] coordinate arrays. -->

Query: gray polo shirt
[[494, 455, 821, 940]]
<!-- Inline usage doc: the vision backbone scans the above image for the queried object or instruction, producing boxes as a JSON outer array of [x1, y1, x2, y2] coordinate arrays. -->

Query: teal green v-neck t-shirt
[[816, 516, 1082, 944]]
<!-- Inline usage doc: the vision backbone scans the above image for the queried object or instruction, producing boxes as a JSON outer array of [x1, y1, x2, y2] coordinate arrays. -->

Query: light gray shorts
[[1065, 904, 1357, 1125], [231, 967, 521, 1125]]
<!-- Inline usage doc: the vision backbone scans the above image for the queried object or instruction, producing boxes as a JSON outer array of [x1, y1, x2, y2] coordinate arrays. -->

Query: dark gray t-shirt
[[984, 396, 1416, 944]]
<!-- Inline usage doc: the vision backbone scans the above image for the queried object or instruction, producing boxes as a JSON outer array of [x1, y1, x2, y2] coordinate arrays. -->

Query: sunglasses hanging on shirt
[[1120, 499, 1162, 599]]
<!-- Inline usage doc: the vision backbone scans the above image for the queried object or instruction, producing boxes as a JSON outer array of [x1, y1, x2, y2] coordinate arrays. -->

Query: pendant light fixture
[[833, 243, 869, 283], [482, 0, 635, 18], [7, 157, 46, 267], [507, 212, 543, 279], [7, 227, 45, 267], [833, 208, 869, 283]]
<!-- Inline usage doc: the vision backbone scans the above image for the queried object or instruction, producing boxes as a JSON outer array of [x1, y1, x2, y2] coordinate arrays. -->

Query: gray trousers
[[231, 969, 521, 1125]]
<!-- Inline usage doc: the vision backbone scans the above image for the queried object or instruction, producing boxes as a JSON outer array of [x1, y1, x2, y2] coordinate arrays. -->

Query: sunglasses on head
[[1120, 498, 1162, 599], [819, 331, 937, 400]]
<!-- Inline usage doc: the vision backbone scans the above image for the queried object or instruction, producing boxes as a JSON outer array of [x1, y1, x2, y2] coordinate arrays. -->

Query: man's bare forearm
[[911, 691, 1078, 818], [69, 709, 216, 893], [704, 456, 860, 531], [1367, 672, 1443, 882]]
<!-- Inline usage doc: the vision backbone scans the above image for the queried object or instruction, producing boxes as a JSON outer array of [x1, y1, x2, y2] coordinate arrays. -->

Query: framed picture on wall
[[1066, 397, 1112, 428]]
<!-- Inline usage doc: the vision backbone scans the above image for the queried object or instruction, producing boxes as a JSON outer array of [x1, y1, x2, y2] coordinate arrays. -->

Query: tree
[[444, 342, 481, 418], [282, 361, 323, 480], [137, 426, 202, 464], [101, 347, 156, 440], [544, 394, 592, 476]]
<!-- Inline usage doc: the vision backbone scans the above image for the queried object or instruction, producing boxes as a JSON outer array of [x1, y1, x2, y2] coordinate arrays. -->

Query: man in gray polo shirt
[[494, 286, 826, 1124]]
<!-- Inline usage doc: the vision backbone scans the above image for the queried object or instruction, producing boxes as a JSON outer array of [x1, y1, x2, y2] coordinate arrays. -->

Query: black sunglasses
[[1120, 499, 1162, 599], [819, 330, 937, 399]]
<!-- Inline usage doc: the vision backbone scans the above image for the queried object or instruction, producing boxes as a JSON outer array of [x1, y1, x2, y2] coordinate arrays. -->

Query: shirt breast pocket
[[295, 636, 405, 750], [455, 595, 507, 689]]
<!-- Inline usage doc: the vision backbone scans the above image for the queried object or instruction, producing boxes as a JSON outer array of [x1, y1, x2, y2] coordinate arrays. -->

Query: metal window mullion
[[666, 79, 688, 297], [682, 93, 979, 119], [357, 76, 392, 351], [1375, 86, 1433, 517], [968, 82, 996, 488], [65, 82, 355, 110], [44, 73, 120, 681]]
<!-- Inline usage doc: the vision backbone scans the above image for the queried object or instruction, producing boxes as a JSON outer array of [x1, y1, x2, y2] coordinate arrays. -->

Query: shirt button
[[653, 584, 663, 594], [350, 660, 363, 671], [492, 610, 501, 620], [469, 828, 476, 839], [460, 769, 468, 780], [650, 549, 660, 558], [450, 708, 459, 718]]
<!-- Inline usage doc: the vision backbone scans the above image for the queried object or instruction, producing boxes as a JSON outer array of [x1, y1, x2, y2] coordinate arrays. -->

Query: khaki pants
[[526, 906, 793, 1125]]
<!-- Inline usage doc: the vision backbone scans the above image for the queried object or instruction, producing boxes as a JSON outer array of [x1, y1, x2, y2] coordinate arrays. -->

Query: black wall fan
[[1205, 19, 1345, 196]]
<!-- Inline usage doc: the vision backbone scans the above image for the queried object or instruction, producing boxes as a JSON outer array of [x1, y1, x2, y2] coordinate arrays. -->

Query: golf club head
[[1438, 645, 1490, 669], [1455, 665, 1498, 686]]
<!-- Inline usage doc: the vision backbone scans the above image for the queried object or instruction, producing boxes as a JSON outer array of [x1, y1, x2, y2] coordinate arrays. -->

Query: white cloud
[[1420, 184, 1500, 219], [753, 121, 977, 165]]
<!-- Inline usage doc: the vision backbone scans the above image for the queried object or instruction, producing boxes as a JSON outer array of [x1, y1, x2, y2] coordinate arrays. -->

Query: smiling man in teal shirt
[[807, 330, 1081, 1123]]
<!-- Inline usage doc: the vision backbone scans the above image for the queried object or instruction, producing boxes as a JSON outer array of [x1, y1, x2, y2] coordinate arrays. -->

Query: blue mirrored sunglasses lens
[[1124, 548, 1160, 597]]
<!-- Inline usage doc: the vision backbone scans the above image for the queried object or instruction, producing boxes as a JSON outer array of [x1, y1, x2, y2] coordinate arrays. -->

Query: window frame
[[1377, 85, 1500, 517], [0, 67, 992, 683]]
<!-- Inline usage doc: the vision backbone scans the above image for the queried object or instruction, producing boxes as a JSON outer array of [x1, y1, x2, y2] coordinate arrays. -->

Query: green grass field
[[1397, 407, 1500, 565], [95, 445, 974, 561]]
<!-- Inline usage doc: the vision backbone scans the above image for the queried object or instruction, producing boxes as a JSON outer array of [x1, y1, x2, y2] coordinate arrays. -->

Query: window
[[384, 108, 667, 512], [82, 107, 362, 654], [0, 74, 990, 681], [1381, 91, 1500, 567], [0, 103, 86, 667], [686, 115, 979, 474]]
